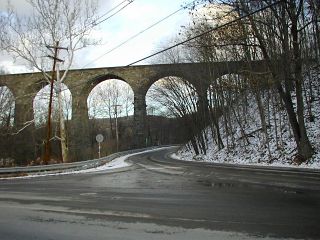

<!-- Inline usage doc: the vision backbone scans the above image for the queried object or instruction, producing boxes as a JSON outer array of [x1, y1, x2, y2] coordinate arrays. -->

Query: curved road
[[0, 147, 320, 240]]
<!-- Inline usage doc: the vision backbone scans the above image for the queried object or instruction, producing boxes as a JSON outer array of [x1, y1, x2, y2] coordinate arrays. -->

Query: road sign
[[96, 134, 104, 143], [96, 134, 104, 159]]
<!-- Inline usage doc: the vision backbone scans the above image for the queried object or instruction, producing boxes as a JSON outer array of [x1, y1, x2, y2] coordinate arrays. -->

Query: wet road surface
[[0, 147, 320, 240]]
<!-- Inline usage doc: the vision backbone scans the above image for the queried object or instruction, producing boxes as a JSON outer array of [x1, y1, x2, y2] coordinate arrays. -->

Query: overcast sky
[[0, 0, 192, 73]]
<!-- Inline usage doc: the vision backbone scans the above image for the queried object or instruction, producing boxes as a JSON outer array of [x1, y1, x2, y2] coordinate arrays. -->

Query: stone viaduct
[[0, 61, 267, 163]]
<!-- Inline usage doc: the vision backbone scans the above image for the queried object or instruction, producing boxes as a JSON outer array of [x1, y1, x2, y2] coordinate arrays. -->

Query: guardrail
[[0, 146, 162, 176]]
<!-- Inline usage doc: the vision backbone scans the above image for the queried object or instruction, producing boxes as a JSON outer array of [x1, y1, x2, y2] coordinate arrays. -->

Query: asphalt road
[[0, 147, 320, 240]]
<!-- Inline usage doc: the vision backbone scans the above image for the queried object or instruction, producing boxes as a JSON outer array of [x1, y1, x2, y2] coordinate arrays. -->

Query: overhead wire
[[81, 0, 198, 68], [93, 0, 134, 25], [92, 0, 135, 27], [126, 0, 282, 66]]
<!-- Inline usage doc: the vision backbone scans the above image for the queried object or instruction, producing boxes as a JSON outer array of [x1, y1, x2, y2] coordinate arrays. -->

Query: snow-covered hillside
[[174, 67, 320, 168]]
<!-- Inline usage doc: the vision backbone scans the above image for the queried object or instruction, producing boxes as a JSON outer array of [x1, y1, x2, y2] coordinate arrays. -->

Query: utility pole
[[43, 41, 67, 164]]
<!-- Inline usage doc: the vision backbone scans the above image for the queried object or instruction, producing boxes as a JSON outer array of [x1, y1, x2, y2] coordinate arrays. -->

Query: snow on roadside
[[2, 147, 172, 179]]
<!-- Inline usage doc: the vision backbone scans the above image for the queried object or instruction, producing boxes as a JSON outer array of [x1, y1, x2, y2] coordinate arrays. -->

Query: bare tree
[[0, 0, 100, 162], [88, 80, 134, 118], [146, 77, 209, 154]]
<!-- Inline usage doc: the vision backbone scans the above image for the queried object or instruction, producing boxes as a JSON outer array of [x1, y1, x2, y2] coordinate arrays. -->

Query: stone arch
[[81, 73, 130, 97], [66, 73, 135, 158], [146, 75, 198, 117], [144, 75, 200, 147], [86, 76, 135, 155], [25, 77, 48, 96], [146, 70, 196, 95], [87, 78, 134, 119]]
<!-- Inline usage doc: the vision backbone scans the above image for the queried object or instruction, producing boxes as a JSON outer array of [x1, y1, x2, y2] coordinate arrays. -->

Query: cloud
[[0, 0, 32, 15], [0, 60, 29, 74], [0, 52, 32, 73]]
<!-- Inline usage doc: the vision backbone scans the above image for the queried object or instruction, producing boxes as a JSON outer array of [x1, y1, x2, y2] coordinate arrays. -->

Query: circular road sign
[[95, 134, 104, 143]]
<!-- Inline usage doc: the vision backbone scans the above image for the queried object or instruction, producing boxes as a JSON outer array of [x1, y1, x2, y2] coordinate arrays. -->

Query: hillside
[[174, 66, 320, 168]]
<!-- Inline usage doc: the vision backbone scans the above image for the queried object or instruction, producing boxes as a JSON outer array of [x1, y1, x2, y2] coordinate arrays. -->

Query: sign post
[[95, 134, 104, 158]]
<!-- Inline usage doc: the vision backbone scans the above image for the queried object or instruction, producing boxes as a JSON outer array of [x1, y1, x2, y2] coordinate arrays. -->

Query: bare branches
[[172, 0, 318, 161], [10, 119, 35, 135], [0, 0, 99, 78]]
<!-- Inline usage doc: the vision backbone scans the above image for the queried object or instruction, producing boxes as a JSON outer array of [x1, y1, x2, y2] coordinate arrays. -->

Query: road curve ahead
[[0, 147, 319, 240]]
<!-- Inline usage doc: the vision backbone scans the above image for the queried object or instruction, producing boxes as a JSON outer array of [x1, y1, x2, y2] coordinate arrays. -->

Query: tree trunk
[[290, 0, 314, 159], [255, 88, 268, 146], [57, 71, 69, 163]]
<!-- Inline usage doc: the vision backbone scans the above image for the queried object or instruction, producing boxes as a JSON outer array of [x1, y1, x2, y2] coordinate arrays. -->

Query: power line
[[92, 0, 135, 27], [95, 0, 133, 23], [127, 0, 282, 66], [82, 0, 197, 68], [77, 0, 135, 33]]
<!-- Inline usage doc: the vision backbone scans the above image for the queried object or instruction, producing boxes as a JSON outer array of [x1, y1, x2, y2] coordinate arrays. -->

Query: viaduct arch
[[0, 61, 267, 162]]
